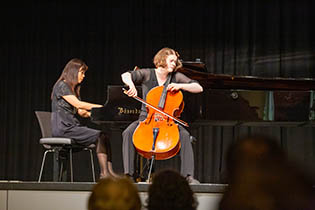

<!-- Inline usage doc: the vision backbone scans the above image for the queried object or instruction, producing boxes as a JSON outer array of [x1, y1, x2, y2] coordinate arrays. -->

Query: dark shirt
[[51, 80, 80, 135], [129, 68, 199, 120]]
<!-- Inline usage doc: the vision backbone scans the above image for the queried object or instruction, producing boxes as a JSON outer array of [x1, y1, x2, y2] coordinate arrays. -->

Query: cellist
[[121, 47, 203, 184]]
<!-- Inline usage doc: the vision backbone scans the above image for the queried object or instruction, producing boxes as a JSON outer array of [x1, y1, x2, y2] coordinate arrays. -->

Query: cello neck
[[157, 85, 168, 109], [158, 73, 173, 109]]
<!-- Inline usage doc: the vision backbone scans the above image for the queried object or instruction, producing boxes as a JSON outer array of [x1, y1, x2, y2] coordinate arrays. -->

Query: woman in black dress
[[51, 58, 117, 179]]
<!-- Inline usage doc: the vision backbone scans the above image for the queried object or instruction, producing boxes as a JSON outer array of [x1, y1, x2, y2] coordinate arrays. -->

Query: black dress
[[51, 80, 100, 146]]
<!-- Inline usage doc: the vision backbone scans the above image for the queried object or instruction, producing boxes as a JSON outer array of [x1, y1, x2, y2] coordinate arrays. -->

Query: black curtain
[[1, 0, 315, 183]]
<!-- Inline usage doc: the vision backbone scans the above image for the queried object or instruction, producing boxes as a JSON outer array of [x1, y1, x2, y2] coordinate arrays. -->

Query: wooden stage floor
[[0, 181, 226, 210]]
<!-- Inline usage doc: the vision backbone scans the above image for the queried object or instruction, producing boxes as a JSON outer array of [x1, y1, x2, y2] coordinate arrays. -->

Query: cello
[[124, 73, 189, 180], [132, 84, 188, 159], [128, 83, 188, 182]]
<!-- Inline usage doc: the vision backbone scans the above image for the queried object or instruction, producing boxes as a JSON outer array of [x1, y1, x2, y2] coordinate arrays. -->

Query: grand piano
[[91, 61, 315, 127]]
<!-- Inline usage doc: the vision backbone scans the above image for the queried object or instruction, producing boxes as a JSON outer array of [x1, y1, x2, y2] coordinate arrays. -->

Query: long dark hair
[[51, 58, 88, 99]]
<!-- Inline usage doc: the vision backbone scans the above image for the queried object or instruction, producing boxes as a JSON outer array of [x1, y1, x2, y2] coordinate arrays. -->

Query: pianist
[[121, 47, 203, 184], [51, 58, 118, 179]]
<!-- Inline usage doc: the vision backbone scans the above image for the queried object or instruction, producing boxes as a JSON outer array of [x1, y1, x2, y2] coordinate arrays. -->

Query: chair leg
[[38, 150, 50, 182], [59, 152, 69, 182], [70, 148, 73, 182], [88, 149, 96, 182], [59, 160, 64, 181], [52, 149, 60, 182]]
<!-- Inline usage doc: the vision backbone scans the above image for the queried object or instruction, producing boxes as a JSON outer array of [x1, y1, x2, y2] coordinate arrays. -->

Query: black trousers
[[122, 120, 195, 177]]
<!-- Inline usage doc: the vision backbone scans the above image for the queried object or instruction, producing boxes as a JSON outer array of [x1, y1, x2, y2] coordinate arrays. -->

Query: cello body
[[132, 85, 184, 160]]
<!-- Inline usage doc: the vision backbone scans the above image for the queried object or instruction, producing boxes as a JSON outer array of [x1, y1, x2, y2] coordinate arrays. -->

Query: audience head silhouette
[[220, 135, 315, 210], [88, 177, 141, 210], [147, 169, 198, 210]]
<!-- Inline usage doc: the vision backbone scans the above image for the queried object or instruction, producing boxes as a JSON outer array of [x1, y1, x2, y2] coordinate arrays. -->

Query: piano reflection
[[91, 61, 315, 127]]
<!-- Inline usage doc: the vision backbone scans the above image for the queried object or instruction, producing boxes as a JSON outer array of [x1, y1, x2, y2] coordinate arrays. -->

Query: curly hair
[[88, 177, 141, 210], [147, 169, 197, 210], [153, 47, 182, 70]]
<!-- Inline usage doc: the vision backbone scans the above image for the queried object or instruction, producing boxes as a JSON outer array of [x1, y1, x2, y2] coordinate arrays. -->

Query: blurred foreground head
[[220, 135, 315, 210], [147, 169, 198, 210], [88, 177, 141, 210]]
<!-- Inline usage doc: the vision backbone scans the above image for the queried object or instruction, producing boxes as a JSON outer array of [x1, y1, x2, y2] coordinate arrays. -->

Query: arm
[[77, 108, 91, 118], [167, 72, 203, 93], [167, 82, 203, 93], [121, 72, 138, 97], [62, 95, 102, 110]]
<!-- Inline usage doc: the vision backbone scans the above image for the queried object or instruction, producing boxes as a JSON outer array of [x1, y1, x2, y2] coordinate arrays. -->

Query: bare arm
[[121, 72, 138, 97], [77, 109, 91, 118], [167, 82, 203, 93], [62, 95, 102, 110]]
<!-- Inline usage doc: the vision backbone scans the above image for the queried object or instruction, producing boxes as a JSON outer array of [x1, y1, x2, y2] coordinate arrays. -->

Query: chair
[[35, 111, 96, 182]]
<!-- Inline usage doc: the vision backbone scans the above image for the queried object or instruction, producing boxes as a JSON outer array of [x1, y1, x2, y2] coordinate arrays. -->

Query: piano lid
[[90, 61, 315, 126], [179, 61, 315, 91]]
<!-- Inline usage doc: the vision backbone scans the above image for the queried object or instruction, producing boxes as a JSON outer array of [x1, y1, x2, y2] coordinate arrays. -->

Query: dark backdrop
[[1, 0, 315, 183]]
